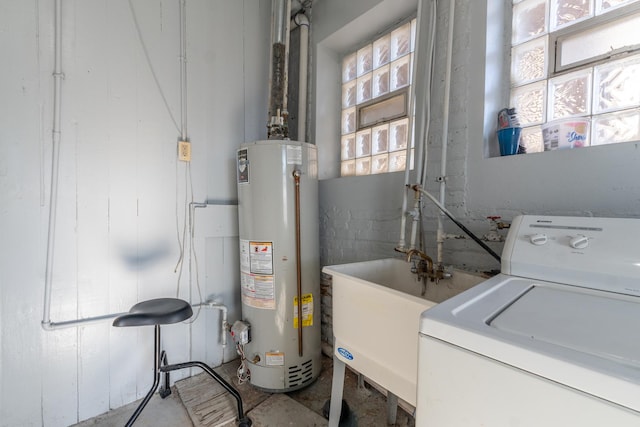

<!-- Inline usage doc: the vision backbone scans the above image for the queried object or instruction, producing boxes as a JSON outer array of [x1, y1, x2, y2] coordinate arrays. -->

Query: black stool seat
[[113, 298, 193, 327]]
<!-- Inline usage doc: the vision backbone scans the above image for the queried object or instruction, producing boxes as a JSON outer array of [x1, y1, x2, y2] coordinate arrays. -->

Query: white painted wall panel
[[1, 0, 270, 425], [1, 1, 48, 425]]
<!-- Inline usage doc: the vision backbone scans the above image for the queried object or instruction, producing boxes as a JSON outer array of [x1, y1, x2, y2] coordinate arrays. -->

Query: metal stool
[[113, 298, 251, 427]]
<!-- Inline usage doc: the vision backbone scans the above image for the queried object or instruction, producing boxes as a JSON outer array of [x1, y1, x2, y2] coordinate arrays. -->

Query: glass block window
[[509, 0, 640, 153], [340, 19, 416, 176]]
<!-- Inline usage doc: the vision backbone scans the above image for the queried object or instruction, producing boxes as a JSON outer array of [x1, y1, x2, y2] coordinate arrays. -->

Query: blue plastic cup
[[497, 127, 522, 156]]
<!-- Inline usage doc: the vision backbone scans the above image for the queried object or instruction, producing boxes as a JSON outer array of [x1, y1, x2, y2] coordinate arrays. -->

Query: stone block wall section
[[320, 272, 334, 356]]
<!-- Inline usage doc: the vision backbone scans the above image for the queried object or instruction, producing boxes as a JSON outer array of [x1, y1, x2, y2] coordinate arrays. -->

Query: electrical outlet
[[178, 141, 191, 162]]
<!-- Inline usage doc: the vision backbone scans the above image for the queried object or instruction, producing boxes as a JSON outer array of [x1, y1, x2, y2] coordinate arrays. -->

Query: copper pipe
[[293, 169, 303, 357]]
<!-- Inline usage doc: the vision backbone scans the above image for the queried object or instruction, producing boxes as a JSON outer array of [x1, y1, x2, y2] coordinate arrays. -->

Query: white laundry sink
[[323, 258, 485, 407]]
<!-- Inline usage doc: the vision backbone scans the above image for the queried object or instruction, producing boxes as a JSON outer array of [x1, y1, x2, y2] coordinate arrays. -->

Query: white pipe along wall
[[292, 12, 310, 141], [0, 1, 271, 425]]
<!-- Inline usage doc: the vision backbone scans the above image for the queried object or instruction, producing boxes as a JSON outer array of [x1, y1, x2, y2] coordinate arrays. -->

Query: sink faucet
[[406, 249, 440, 282]]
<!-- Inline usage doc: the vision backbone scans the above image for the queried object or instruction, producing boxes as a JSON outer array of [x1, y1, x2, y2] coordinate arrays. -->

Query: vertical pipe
[[405, 0, 424, 251], [179, 0, 187, 141], [268, 0, 292, 138], [293, 170, 303, 357], [420, 0, 437, 188], [437, 0, 456, 265], [293, 13, 309, 141], [282, 0, 292, 117], [396, 0, 423, 251], [42, 0, 63, 328], [411, 0, 425, 187]]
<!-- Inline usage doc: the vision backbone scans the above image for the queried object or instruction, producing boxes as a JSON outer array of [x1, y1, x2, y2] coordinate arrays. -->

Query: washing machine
[[417, 215, 640, 426]]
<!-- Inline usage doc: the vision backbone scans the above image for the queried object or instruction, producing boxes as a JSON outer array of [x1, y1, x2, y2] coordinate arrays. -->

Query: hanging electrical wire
[[236, 343, 250, 384], [127, 0, 181, 134]]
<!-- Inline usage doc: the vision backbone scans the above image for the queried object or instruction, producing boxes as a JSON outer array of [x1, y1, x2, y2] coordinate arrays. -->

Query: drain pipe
[[436, 0, 456, 266], [292, 12, 309, 141]]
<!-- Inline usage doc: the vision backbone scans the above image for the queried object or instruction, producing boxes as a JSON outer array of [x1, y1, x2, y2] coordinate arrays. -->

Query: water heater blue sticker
[[337, 347, 354, 361]]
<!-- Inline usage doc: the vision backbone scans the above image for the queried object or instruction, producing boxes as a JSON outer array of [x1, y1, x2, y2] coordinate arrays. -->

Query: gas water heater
[[236, 140, 321, 392]]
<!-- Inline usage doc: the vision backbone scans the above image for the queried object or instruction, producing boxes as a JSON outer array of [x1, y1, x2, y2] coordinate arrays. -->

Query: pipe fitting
[[195, 299, 229, 347]]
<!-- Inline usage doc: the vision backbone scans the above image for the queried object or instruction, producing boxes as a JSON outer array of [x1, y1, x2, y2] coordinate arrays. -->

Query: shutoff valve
[[230, 320, 251, 345]]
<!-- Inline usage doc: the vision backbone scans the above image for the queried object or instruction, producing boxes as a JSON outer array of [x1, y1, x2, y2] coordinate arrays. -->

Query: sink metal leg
[[386, 391, 398, 425], [329, 356, 346, 427]]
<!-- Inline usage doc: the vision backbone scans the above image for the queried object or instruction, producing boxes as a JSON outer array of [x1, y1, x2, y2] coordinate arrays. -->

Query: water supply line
[[410, 0, 438, 251], [435, 0, 456, 266], [292, 12, 309, 141], [192, 300, 229, 347], [41, 0, 64, 331], [41, 0, 122, 330], [398, 0, 437, 252], [406, 0, 425, 251], [293, 170, 304, 357], [398, 0, 425, 251], [413, 185, 501, 263]]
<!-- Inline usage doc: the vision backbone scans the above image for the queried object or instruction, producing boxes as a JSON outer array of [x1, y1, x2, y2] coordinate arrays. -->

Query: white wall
[[313, 0, 640, 273], [0, 0, 269, 425]]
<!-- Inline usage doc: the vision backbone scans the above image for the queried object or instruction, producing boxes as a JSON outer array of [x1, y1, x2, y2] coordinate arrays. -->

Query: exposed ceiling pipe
[[292, 12, 309, 142], [267, 0, 292, 139]]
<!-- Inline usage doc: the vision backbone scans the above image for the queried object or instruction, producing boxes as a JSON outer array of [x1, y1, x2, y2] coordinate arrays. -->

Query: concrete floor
[[72, 355, 415, 427]]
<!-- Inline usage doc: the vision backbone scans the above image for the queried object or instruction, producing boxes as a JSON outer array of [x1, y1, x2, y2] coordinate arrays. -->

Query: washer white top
[[420, 274, 640, 412]]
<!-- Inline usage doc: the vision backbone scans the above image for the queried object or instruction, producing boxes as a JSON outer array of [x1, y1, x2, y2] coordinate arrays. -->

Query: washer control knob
[[530, 234, 548, 246], [570, 235, 589, 249]]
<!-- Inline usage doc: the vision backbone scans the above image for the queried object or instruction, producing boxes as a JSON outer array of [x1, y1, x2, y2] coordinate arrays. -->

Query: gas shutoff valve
[[230, 320, 251, 345]]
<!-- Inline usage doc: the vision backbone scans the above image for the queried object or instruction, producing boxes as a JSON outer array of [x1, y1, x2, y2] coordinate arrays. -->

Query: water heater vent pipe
[[267, 0, 292, 139]]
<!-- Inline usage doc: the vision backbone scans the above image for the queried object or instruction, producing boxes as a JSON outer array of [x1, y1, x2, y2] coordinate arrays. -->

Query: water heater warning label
[[240, 240, 274, 275], [250, 241, 273, 274], [265, 352, 285, 366], [241, 272, 275, 309], [293, 294, 313, 328]]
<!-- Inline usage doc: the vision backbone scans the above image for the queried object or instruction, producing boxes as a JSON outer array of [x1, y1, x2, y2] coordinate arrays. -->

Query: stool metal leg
[[121, 322, 251, 426], [124, 325, 163, 427], [159, 351, 171, 398]]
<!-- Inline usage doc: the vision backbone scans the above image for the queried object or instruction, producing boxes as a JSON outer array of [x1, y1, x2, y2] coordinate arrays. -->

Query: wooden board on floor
[[174, 364, 270, 427]]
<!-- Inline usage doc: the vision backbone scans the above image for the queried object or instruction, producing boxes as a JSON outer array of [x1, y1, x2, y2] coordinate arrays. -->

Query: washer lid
[[420, 275, 640, 412], [491, 285, 640, 368]]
